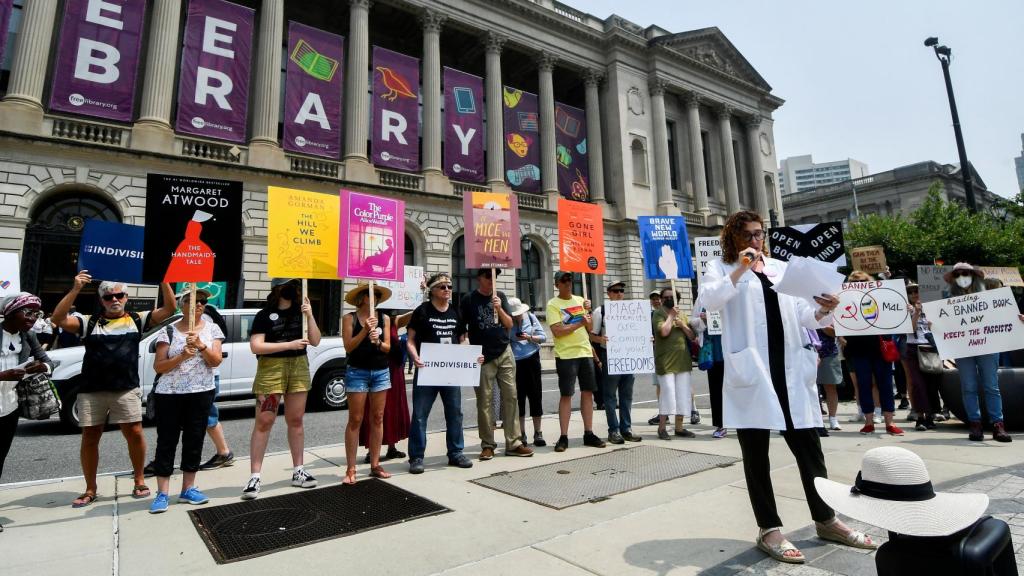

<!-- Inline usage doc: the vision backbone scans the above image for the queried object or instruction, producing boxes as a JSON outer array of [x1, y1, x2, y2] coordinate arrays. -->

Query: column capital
[[349, 0, 372, 9], [715, 103, 733, 120], [420, 8, 446, 33], [684, 91, 702, 109], [743, 114, 763, 131], [536, 51, 557, 73], [584, 68, 604, 88], [484, 31, 507, 54], [648, 78, 667, 97]]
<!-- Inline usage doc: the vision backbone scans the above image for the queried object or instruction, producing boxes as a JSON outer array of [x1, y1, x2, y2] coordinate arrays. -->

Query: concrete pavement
[[1, 401, 1021, 576]]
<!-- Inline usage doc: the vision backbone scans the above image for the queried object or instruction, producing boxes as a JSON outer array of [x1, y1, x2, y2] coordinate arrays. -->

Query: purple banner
[[48, 0, 146, 122], [175, 0, 254, 143], [0, 0, 13, 67], [554, 103, 589, 200], [372, 46, 420, 172], [283, 22, 343, 159], [443, 67, 485, 183], [338, 189, 405, 282], [502, 87, 541, 193]]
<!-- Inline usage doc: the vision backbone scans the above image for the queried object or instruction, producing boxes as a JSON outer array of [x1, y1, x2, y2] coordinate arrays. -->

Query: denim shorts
[[206, 375, 221, 429], [345, 366, 391, 393]]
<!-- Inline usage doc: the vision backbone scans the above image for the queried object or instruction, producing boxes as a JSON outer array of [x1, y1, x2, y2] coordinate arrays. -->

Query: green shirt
[[546, 295, 592, 360], [652, 308, 692, 375]]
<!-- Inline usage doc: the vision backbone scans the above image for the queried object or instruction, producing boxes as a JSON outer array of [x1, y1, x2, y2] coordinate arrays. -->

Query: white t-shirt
[[0, 330, 23, 417], [154, 321, 224, 394]]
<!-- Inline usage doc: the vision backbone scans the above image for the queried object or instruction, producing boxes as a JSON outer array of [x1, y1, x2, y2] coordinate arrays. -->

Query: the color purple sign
[[283, 22, 344, 159], [554, 102, 589, 200], [443, 67, 484, 183], [48, 0, 146, 122], [0, 0, 13, 68], [371, 47, 420, 172], [502, 86, 541, 194], [175, 0, 254, 143], [338, 190, 405, 282]]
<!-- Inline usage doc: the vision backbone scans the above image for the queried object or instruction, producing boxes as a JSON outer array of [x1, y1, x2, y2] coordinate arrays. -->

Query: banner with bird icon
[[372, 46, 420, 172]]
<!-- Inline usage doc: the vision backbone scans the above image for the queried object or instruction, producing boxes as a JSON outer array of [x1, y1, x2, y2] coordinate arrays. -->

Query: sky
[[565, 0, 1024, 198]]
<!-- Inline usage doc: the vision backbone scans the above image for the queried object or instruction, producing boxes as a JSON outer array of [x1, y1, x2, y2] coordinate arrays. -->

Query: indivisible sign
[[922, 287, 1023, 360], [49, 0, 146, 122], [377, 265, 425, 310], [174, 281, 227, 309], [605, 299, 655, 375], [283, 22, 343, 159], [833, 280, 912, 337], [849, 245, 887, 275], [503, 86, 541, 193], [0, 252, 20, 297], [916, 265, 950, 303], [143, 174, 243, 283], [338, 190, 404, 282], [443, 67, 484, 183], [78, 220, 145, 283], [554, 102, 589, 201], [175, 0, 254, 143], [463, 191, 521, 270], [417, 342, 482, 387], [639, 216, 694, 280], [267, 187, 339, 279], [557, 198, 605, 274], [371, 46, 419, 172], [693, 236, 723, 335], [768, 222, 846, 267]]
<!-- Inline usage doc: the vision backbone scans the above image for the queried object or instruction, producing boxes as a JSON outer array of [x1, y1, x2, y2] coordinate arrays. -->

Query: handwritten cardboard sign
[[979, 267, 1024, 288], [833, 279, 912, 337], [693, 236, 723, 335], [557, 198, 605, 274], [605, 299, 655, 375], [922, 287, 1023, 360], [849, 245, 887, 275], [377, 265, 425, 310], [916, 265, 950, 303]]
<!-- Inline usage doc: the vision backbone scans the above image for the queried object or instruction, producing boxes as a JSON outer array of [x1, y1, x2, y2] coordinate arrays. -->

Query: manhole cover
[[214, 507, 320, 536]]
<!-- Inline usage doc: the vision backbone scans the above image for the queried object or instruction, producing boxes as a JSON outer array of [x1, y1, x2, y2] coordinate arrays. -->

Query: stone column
[[344, 0, 373, 180], [421, 10, 445, 177], [248, 0, 286, 169], [717, 104, 740, 214], [484, 32, 506, 188], [584, 69, 605, 204], [132, 0, 183, 153], [537, 52, 558, 202], [0, 0, 59, 134], [745, 116, 770, 218], [649, 80, 674, 214], [685, 93, 709, 214]]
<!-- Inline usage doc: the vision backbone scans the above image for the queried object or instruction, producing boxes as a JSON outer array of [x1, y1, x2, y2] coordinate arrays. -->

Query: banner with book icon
[[463, 190, 521, 270], [143, 174, 243, 283], [372, 46, 420, 172], [554, 102, 589, 201], [267, 187, 340, 279], [443, 67, 485, 183], [283, 22, 343, 159], [502, 86, 541, 193], [557, 198, 605, 274], [338, 190, 404, 282]]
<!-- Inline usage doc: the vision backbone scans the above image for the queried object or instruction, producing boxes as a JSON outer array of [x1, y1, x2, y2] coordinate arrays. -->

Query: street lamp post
[[924, 37, 977, 212]]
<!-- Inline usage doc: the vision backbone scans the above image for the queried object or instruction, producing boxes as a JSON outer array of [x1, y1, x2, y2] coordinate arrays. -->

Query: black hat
[[476, 268, 501, 278], [555, 271, 573, 283]]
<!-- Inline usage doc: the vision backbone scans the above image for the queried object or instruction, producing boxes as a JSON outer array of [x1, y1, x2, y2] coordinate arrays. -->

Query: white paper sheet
[[771, 256, 846, 304]]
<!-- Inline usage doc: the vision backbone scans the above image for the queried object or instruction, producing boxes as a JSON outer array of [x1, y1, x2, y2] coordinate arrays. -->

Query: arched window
[[451, 236, 474, 306], [631, 138, 648, 185], [516, 241, 543, 310], [404, 232, 415, 266]]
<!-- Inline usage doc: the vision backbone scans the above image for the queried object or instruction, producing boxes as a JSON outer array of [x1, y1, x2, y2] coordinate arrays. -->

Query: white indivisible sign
[[0, 252, 21, 297], [693, 236, 723, 335], [916, 265, 951, 303], [605, 299, 655, 375], [922, 287, 1024, 360], [418, 342, 482, 387], [376, 265, 425, 310], [833, 280, 912, 337]]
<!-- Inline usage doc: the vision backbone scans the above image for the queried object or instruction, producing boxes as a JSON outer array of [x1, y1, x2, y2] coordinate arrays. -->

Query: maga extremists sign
[[768, 222, 846, 266], [605, 299, 655, 375], [922, 287, 1023, 360]]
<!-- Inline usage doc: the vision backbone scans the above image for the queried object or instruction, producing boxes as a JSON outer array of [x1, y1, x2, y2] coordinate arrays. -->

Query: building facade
[[0, 0, 783, 333], [1015, 133, 1024, 193], [778, 154, 868, 196]]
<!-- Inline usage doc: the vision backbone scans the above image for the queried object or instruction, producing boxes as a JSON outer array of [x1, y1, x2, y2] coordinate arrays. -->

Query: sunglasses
[[953, 271, 973, 278], [102, 292, 127, 302], [19, 309, 43, 319], [185, 298, 208, 306], [609, 288, 625, 294], [434, 284, 453, 290]]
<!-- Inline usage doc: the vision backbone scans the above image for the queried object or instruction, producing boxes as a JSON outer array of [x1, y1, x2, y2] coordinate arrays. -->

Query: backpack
[[203, 305, 227, 335], [84, 311, 144, 338]]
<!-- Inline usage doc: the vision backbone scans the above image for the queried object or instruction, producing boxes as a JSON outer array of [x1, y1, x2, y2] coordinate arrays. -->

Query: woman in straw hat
[[342, 282, 394, 484]]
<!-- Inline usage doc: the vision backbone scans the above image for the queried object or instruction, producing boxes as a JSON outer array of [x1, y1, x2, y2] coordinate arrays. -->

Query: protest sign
[[143, 174, 243, 283], [850, 245, 887, 275], [174, 282, 227, 309], [916, 265, 950, 303], [338, 190, 404, 282], [557, 198, 605, 274], [78, 220, 145, 283], [605, 300, 655, 375], [833, 279, 912, 337], [773, 256, 846, 305], [768, 222, 846, 267], [0, 252, 20, 297], [979, 267, 1024, 288], [377, 266, 425, 310], [268, 187, 339, 279], [639, 216, 694, 280], [417, 343, 482, 387], [922, 287, 1023, 360], [463, 191, 521, 269], [693, 236, 723, 334]]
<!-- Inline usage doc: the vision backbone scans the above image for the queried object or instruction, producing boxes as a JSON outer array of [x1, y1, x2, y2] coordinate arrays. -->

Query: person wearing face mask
[[944, 263, 1011, 442], [699, 211, 873, 565], [652, 287, 696, 440]]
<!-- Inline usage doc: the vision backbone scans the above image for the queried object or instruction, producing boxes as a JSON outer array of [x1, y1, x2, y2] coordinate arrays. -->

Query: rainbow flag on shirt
[[561, 305, 587, 325]]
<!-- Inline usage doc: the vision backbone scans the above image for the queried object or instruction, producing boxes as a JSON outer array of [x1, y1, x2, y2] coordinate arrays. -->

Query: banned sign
[[833, 280, 912, 337]]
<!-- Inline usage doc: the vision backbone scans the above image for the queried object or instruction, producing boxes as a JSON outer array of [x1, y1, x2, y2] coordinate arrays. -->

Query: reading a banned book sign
[[922, 287, 1024, 360]]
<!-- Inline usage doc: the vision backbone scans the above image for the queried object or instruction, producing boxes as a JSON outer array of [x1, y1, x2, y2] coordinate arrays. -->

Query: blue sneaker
[[178, 486, 209, 505], [149, 492, 169, 514]]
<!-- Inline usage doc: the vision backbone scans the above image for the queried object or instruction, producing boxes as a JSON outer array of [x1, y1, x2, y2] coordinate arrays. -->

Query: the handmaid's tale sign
[[268, 187, 339, 279], [922, 287, 1023, 360], [605, 299, 655, 375], [338, 190, 404, 282], [557, 198, 605, 274], [833, 280, 912, 337], [463, 191, 521, 269]]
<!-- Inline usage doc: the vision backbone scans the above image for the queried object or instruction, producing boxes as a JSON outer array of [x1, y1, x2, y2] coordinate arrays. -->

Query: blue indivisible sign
[[78, 220, 145, 283], [639, 216, 694, 280]]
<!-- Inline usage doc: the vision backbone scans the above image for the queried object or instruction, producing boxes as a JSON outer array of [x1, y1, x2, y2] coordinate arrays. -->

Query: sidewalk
[[1, 403, 1021, 576]]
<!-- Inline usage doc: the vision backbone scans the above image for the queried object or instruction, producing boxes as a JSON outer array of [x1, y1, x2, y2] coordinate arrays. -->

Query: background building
[[1015, 133, 1024, 193], [778, 154, 868, 196]]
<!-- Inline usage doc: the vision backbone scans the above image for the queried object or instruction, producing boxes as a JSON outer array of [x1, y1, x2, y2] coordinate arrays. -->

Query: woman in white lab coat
[[699, 211, 876, 564]]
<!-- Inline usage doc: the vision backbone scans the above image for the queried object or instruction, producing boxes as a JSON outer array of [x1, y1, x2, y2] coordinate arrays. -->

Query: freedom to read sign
[[417, 343, 482, 387], [693, 236, 723, 335], [922, 287, 1023, 360], [605, 300, 655, 375]]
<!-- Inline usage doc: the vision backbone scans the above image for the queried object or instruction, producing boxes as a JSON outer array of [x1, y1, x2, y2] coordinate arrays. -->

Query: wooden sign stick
[[188, 283, 197, 332], [492, 267, 499, 324], [301, 278, 309, 340]]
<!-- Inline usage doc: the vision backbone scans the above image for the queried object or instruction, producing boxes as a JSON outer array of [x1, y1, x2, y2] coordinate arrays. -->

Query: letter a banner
[[267, 187, 339, 279], [371, 46, 420, 172], [639, 216, 694, 280], [283, 22, 344, 159], [557, 198, 605, 274], [463, 191, 521, 270], [443, 67, 485, 183], [49, 0, 146, 122], [338, 190, 404, 282], [143, 174, 243, 283]]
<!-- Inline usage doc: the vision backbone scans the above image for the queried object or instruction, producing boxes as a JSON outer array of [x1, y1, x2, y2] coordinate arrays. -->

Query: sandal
[[342, 467, 357, 486], [816, 518, 878, 550], [131, 485, 151, 499], [756, 527, 805, 564], [72, 492, 99, 508], [370, 466, 391, 479]]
